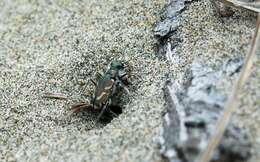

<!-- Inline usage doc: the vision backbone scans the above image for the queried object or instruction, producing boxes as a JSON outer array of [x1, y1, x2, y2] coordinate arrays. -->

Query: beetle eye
[[117, 64, 124, 69], [118, 71, 127, 78]]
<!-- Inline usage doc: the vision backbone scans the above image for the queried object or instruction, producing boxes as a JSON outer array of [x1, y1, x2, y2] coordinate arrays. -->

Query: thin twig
[[197, 13, 260, 162], [216, 0, 260, 13], [43, 92, 68, 100]]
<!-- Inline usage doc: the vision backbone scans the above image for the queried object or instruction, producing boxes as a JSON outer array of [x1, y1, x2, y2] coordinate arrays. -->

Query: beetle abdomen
[[93, 78, 115, 110]]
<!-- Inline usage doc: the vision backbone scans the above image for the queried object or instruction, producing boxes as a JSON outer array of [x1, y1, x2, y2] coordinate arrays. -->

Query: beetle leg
[[96, 102, 109, 121], [69, 102, 91, 114], [118, 81, 130, 95], [90, 79, 97, 86], [107, 108, 118, 117], [96, 72, 103, 80], [90, 72, 103, 86], [122, 86, 130, 95]]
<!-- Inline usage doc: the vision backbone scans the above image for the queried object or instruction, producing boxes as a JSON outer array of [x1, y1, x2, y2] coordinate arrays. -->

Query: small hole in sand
[[73, 105, 123, 126]]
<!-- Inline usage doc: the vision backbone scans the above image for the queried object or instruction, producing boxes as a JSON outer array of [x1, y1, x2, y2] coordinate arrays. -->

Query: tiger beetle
[[70, 60, 131, 121], [44, 60, 130, 121]]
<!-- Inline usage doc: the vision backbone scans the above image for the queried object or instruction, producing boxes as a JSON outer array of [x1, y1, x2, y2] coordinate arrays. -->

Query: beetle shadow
[[73, 105, 123, 125], [99, 105, 123, 124]]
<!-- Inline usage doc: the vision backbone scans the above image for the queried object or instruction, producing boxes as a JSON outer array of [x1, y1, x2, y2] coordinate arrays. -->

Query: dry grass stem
[[43, 92, 68, 100], [197, 13, 260, 162]]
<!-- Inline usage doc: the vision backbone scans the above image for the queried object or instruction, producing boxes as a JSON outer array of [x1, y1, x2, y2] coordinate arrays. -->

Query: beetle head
[[110, 60, 124, 70]]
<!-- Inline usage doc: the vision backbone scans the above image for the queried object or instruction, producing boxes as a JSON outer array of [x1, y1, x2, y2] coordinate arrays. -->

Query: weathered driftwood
[[158, 1, 260, 162], [160, 58, 252, 162], [198, 12, 260, 162], [215, 0, 260, 13]]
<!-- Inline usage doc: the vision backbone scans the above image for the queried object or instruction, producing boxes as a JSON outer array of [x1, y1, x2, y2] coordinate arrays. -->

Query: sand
[[0, 0, 167, 161], [0, 0, 259, 162]]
